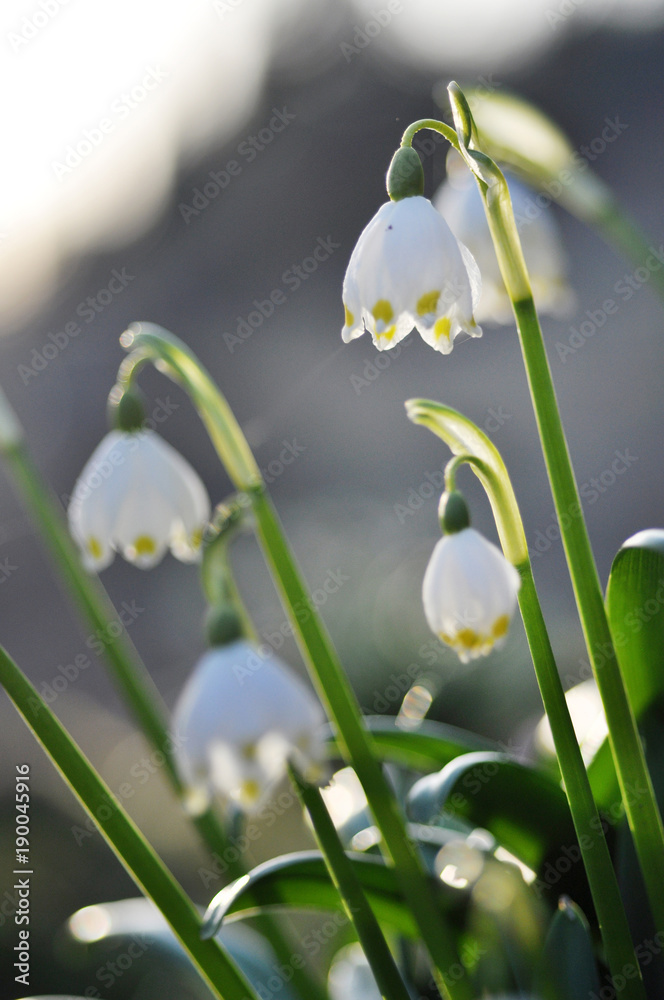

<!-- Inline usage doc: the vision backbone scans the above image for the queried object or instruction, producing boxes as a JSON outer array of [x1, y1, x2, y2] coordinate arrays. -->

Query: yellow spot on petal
[[434, 316, 452, 341], [87, 536, 103, 560], [241, 743, 257, 761], [190, 527, 203, 551], [378, 325, 397, 344], [492, 615, 510, 639], [344, 304, 355, 328], [417, 290, 441, 316], [133, 535, 157, 557], [456, 628, 482, 650], [240, 779, 261, 804], [372, 299, 394, 325]]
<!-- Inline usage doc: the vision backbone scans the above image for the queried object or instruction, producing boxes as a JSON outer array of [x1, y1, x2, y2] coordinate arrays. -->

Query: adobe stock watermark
[[223, 236, 340, 352], [556, 246, 664, 363], [71, 732, 187, 846], [17, 267, 135, 385], [564, 578, 664, 689], [62, 397, 179, 518], [514, 116, 628, 230], [340, 0, 403, 62], [81, 935, 150, 996], [393, 411, 511, 525], [179, 107, 295, 224], [545, 0, 586, 31], [530, 449, 638, 559], [51, 67, 169, 180], [27, 600, 144, 711], [7, 0, 71, 52]]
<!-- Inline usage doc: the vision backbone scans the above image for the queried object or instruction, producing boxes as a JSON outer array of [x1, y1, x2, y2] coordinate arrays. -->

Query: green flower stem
[[118, 323, 473, 1000], [517, 562, 646, 999], [406, 409, 643, 993], [0, 645, 258, 1000], [441, 81, 664, 934], [2, 428, 327, 1000], [401, 119, 460, 153], [511, 295, 664, 933], [289, 765, 413, 1000], [4, 440, 176, 767]]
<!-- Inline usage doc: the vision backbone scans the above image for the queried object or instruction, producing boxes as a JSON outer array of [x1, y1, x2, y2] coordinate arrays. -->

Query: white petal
[[172, 642, 326, 812], [67, 429, 210, 571], [341, 196, 482, 355], [423, 529, 521, 661], [434, 168, 572, 325]]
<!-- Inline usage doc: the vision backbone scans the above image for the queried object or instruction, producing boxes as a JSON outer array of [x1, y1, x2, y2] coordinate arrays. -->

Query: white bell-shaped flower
[[171, 640, 327, 813], [68, 430, 210, 571], [434, 156, 573, 324], [422, 527, 521, 662], [342, 195, 482, 355]]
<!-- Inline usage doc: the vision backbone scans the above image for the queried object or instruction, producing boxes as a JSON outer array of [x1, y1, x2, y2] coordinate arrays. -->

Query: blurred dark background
[[1, 0, 663, 994]]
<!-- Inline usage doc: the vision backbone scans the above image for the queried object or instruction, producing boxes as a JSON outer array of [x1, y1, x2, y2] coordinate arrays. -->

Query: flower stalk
[[407, 402, 645, 997], [289, 763, 413, 1000], [0, 398, 328, 1000], [117, 322, 473, 1000], [440, 81, 664, 935]]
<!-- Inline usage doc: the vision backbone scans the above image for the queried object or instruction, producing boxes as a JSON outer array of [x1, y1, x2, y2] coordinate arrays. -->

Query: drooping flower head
[[422, 491, 521, 662], [68, 389, 210, 571], [342, 146, 482, 355], [434, 151, 573, 325], [172, 612, 327, 814]]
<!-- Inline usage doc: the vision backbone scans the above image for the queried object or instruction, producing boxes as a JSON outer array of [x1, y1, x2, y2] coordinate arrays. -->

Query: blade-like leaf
[[535, 897, 601, 1000], [589, 531, 664, 807], [407, 753, 574, 873], [202, 851, 464, 941]]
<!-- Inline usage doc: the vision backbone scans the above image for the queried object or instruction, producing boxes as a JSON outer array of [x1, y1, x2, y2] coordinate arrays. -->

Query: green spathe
[[386, 146, 424, 201]]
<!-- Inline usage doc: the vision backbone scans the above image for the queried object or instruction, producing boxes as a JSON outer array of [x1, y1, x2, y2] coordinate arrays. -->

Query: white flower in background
[[342, 195, 482, 354], [422, 527, 521, 662], [172, 640, 327, 813], [434, 154, 573, 324], [68, 430, 210, 571]]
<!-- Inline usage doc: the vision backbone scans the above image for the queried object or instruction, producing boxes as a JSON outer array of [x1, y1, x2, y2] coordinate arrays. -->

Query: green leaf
[[589, 531, 664, 807], [407, 753, 574, 873], [405, 399, 527, 565], [606, 531, 664, 716], [202, 851, 464, 942], [327, 716, 499, 773], [535, 897, 601, 1000]]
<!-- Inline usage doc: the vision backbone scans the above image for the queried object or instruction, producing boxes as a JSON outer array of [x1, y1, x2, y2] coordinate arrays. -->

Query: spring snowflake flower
[[172, 640, 327, 814], [434, 155, 573, 324], [342, 194, 482, 354], [68, 430, 210, 571], [422, 527, 521, 662]]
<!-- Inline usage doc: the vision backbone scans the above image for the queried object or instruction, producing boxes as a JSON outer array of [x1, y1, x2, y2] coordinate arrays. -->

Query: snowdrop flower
[[434, 152, 573, 324], [422, 493, 521, 662], [172, 638, 327, 814], [68, 429, 210, 571], [342, 146, 482, 355]]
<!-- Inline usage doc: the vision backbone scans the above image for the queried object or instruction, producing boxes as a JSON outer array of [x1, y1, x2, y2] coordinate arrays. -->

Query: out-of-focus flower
[[172, 640, 327, 814], [68, 430, 210, 571], [434, 154, 573, 324], [341, 194, 482, 354], [422, 527, 521, 662]]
